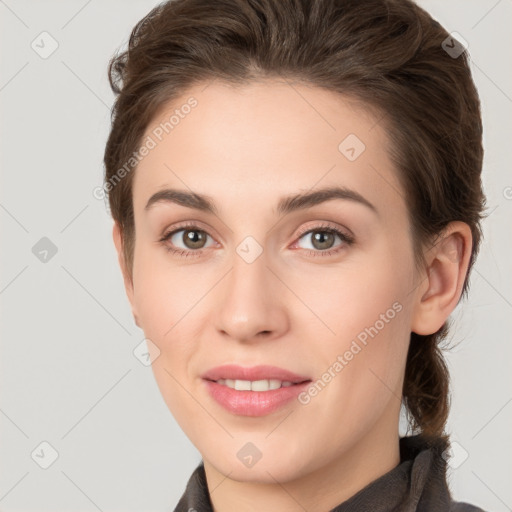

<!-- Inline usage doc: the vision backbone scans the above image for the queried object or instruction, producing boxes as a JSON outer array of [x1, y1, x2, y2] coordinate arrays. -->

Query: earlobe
[[112, 222, 140, 328], [411, 222, 472, 335]]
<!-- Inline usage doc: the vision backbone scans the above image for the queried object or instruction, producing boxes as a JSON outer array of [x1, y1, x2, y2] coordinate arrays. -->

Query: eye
[[159, 223, 216, 257], [159, 221, 354, 259], [294, 223, 354, 257]]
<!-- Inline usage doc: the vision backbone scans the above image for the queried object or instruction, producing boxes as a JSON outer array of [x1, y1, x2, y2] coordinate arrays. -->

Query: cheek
[[131, 251, 207, 391], [292, 283, 411, 461], [299, 246, 411, 353], [297, 244, 413, 411], [132, 245, 204, 337], [131, 256, 205, 430]]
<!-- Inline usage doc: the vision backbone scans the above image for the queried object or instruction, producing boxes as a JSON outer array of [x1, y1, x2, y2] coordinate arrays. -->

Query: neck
[[203, 416, 401, 512]]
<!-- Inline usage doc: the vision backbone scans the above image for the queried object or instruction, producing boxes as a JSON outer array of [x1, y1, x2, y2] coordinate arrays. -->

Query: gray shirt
[[173, 434, 486, 511]]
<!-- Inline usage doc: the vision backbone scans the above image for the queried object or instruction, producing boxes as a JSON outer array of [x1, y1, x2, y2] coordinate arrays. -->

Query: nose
[[213, 247, 289, 344]]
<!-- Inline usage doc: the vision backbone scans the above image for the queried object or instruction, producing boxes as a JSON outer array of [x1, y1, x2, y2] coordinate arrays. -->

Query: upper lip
[[202, 364, 311, 384]]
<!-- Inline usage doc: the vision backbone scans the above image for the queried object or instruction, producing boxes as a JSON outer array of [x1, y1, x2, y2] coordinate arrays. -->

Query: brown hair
[[104, 0, 487, 439]]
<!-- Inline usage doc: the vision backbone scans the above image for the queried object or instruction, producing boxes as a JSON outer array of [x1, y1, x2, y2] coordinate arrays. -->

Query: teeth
[[216, 379, 294, 391]]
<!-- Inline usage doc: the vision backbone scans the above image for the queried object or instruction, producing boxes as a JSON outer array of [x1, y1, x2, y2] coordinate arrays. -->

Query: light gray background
[[1, 1, 511, 511]]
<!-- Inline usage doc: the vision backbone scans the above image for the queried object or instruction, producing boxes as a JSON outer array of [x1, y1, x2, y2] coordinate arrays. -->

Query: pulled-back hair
[[104, 0, 487, 439]]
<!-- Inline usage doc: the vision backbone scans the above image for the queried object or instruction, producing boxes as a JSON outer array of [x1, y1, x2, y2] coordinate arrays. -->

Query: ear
[[411, 221, 473, 335], [112, 221, 140, 328]]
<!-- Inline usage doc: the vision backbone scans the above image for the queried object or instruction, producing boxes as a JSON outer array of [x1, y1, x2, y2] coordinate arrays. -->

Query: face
[[119, 80, 420, 483]]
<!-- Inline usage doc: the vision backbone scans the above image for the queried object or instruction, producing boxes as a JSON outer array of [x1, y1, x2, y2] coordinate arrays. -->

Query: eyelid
[[293, 221, 354, 241], [160, 220, 216, 240]]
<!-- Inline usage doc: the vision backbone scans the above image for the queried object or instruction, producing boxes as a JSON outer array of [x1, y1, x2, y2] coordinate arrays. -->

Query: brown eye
[[181, 229, 208, 249], [294, 225, 354, 257], [297, 228, 343, 251], [161, 226, 215, 253], [309, 230, 336, 250]]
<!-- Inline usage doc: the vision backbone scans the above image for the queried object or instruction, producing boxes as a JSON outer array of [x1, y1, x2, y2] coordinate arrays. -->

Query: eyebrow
[[144, 186, 378, 217]]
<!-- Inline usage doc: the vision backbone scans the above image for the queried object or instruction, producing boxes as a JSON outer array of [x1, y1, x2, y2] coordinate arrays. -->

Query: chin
[[203, 441, 315, 484], [220, 458, 302, 483]]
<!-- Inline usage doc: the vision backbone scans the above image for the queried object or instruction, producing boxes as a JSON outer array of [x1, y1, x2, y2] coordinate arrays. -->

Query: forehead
[[132, 80, 404, 218]]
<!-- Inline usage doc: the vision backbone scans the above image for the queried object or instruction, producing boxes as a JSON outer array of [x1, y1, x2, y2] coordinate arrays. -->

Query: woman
[[103, 0, 488, 510]]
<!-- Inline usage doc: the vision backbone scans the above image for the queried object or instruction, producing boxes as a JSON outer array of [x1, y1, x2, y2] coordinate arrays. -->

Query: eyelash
[[159, 221, 355, 259]]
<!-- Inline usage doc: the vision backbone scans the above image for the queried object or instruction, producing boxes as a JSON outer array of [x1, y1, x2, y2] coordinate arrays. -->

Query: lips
[[201, 364, 311, 384]]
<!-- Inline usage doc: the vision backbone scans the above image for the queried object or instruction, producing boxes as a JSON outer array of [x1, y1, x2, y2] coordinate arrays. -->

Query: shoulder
[[450, 500, 488, 512]]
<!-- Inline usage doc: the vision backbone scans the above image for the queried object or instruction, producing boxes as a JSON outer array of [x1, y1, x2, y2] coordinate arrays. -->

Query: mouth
[[205, 377, 310, 391], [201, 364, 312, 416]]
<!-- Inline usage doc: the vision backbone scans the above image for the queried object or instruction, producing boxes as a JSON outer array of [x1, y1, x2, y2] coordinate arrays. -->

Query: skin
[[113, 79, 472, 512]]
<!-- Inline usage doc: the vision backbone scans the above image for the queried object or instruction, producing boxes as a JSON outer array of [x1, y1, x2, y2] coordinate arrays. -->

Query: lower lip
[[203, 379, 311, 416]]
